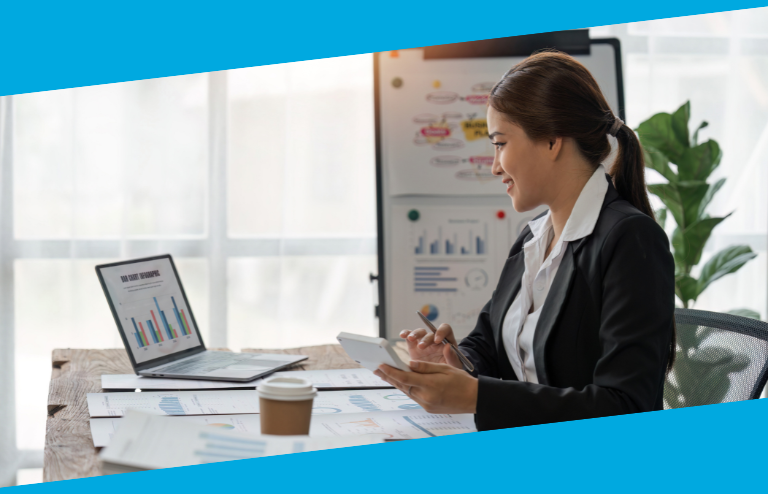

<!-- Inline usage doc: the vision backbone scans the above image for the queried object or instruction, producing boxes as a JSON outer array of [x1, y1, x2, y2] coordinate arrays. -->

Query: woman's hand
[[400, 323, 463, 369], [374, 360, 478, 414]]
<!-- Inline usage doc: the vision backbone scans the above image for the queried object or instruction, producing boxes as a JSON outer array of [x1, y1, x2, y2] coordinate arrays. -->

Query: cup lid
[[257, 376, 317, 401]]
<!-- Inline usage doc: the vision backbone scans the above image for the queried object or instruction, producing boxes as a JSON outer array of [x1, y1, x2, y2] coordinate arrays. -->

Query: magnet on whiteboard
[[392, 77, 403, 88], [496, 210, 506, 219], [407, 209, 420, 221], [433, 80, 441, 88]]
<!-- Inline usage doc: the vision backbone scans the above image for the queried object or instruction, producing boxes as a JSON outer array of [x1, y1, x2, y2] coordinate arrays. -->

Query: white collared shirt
[[501, 165, 609, 383]]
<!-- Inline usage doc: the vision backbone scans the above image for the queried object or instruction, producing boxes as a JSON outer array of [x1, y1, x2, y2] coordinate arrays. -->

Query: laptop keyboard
[[152, 352, 257, 375]]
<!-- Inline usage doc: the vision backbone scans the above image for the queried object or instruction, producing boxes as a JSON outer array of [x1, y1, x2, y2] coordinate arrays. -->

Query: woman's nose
[[491, 156, 503, 176]]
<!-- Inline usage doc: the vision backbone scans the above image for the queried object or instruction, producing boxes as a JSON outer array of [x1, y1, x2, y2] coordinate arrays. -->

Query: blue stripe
[[403, 416, 436, 437], [148, 320, 158, 343]]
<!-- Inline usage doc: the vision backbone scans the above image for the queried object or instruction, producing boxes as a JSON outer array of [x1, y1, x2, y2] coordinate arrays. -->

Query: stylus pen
[[416, 311, 475, 373]]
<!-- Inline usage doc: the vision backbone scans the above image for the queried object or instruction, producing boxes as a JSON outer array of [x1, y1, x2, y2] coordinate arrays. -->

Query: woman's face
[[487, 105, 556, 212]]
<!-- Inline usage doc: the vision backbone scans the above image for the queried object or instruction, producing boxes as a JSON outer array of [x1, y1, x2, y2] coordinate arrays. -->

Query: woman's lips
[[506, 181, 514, 193]]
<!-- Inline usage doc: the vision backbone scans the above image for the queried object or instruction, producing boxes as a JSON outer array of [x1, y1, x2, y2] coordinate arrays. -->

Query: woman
[[374, 51, 676, 430]]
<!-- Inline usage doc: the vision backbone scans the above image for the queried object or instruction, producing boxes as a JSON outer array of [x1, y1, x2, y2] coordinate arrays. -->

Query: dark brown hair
[[489, 50, 675, 373]]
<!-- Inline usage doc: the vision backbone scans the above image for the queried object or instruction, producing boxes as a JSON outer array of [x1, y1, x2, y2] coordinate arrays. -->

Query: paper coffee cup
[[257, 376, 317, 435]]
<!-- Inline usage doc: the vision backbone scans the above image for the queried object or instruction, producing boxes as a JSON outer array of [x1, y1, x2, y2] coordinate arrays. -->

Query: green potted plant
[[636, 101, 758, 316], [636, 101, 758, 408]]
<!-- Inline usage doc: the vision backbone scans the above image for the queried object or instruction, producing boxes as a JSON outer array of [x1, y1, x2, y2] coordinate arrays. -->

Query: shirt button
[[535, 280, 545, 291]]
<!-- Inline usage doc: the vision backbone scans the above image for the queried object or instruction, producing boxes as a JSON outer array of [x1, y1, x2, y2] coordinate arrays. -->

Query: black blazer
[[459, 176, 675, 431]]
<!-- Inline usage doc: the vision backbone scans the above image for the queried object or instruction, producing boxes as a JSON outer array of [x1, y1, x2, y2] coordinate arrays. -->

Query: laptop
[[95, 254, 307, 382]]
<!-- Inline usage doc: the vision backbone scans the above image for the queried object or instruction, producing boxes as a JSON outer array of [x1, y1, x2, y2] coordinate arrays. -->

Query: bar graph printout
[[390, 205, 521, 340], [99, 411, 381, 472], [90, 414, 264, 447], [311, 410, 477, 439], [86, 390, 262, 417], [98, 257, 202, 364], [87, 389, 417, 418], [311, 390, 422, 414], [91, 410, 477, 447]]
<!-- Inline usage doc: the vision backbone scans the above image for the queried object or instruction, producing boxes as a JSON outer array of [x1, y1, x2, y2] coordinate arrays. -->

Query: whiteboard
[[374, 35, 624, 340]]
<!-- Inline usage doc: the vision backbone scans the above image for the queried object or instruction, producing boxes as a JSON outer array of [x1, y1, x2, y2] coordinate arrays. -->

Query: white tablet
[[337, 332, 411, 373]]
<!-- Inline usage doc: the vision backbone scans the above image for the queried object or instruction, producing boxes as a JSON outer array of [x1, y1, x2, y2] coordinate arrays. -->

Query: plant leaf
[[677, 140, 722, 181], [637, 112, 686, 164], [671, 101, 691, 148], [655, 208, 667, 229], [672, 215, 730, 270], [726, 308, 761, 320], [698, 245, 757, 295], [698, 177, 725, 218], [643, 145, 678, 183], [692, 121, 709, 147], [685, 347, 751, 406], [675, 323, 701, 351], [677, 181, 710, 229], [649, 181, 708, 230], [648, 183, 683, 228], [676, 274, 699, 306], [671, 227, 687, 274]]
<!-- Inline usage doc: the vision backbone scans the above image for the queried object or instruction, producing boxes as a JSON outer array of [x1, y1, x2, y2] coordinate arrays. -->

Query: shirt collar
[[525, 164, 609, 243]]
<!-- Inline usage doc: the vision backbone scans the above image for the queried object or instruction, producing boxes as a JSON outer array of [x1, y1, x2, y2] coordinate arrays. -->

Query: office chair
[[664, 308, 768, 409]]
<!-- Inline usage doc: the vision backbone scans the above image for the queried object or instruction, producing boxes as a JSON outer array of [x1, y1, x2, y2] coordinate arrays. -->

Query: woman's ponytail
[[612, 121, 677, 374], [611, 122, 655, 220]]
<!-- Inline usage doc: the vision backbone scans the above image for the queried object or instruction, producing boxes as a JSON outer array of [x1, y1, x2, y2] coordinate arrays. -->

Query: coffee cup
[[257, 376, 317, 435]]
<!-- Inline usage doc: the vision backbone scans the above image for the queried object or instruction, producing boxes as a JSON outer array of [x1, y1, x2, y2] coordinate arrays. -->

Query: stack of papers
[[99, 411, 382, 474], [89, 388, 477, 446], [88, 389, 420, 417], [90, 368, 478, 452]]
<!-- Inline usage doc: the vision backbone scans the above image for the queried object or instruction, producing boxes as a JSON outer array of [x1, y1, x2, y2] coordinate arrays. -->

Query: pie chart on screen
[[420, 304, 439, 321]]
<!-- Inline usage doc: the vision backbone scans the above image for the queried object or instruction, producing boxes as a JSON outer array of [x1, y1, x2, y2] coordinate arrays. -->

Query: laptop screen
[[97, 256, 204, 366]]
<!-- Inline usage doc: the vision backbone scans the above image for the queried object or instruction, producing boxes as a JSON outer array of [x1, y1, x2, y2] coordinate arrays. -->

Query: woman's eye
[[493, 142, 505, 149]]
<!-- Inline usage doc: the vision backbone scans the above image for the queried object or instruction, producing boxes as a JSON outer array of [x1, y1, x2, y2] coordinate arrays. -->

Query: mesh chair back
[[664, 309, 768, 409]]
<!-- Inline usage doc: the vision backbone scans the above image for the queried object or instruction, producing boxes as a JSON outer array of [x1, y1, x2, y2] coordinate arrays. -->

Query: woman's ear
[[548, 136, 564, 159]]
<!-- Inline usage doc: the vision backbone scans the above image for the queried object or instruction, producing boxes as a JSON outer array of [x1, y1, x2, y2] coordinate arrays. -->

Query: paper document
[[91, 409, 476, 447], [310, 410, 477, 439], [87, 389, 261, 417], [101, 374, 259, 390], [389, 204, 551, 340], [382, 72, 504, 196], [88, 388, 416, 418], [101, 368, 392, 391], [270, 368, 392, 389], [99, 411, 381, 473], [90, 414, 263, 447], [312, 389, 422, 414]]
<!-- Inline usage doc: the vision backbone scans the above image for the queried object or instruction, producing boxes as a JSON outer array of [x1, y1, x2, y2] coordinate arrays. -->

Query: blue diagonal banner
[[1, 0, 768, 95]]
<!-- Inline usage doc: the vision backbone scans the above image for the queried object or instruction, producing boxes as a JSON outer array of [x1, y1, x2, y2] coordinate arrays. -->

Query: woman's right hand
[[400, 323, 463, 370]]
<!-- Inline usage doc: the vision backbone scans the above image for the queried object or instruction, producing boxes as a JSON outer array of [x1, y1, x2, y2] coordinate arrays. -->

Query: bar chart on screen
[[123, 295, 195, 349], [99, 256, 203, 364]]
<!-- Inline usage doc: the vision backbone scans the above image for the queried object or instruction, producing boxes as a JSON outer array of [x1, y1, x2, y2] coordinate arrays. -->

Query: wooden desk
[[44, 344, 408, 482]]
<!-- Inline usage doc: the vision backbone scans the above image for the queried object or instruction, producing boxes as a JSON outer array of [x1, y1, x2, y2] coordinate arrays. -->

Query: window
[[0, 54, 377, 484], [591, 8, 768, 317]]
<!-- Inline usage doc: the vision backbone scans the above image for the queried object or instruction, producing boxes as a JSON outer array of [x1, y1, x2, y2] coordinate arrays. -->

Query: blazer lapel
[[532, 242, 577, 385]]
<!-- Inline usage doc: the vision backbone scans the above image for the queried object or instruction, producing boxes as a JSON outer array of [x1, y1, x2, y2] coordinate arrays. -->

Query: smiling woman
[[375, 51, 677, 429]]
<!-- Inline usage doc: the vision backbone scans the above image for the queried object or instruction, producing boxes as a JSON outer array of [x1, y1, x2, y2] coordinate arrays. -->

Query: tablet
[[337, 332, 411, 373]]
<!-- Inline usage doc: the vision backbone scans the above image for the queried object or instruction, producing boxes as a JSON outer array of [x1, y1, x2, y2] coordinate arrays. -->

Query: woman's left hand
[[374, 361, 478, 414]]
